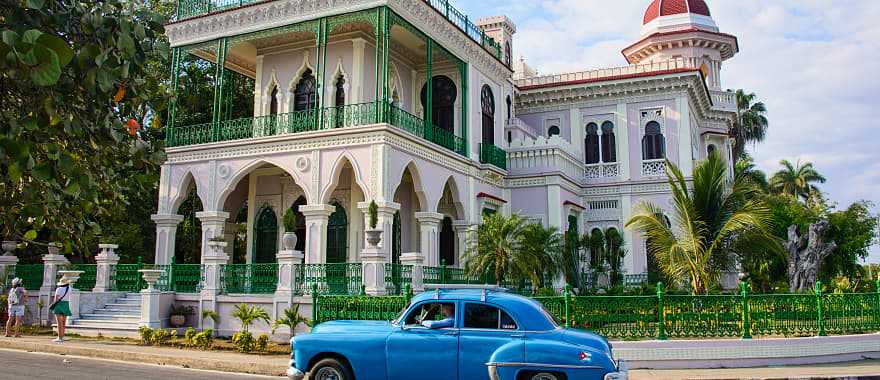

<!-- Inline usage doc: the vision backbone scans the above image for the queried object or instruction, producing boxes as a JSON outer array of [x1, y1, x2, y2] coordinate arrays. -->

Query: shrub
[[184, 327, 197, 342], [368, 200, 378, 229], [149, 329, 176, 346], [231, 331, 255, 353], [191, 329, 214, 350], [271, 304, 311, 336], [256, 333, 270, 352], [232, 303, 270, 334], [169, 304, 195, 317], [137, 326, 153, 345], [283, 208, 297, 232]]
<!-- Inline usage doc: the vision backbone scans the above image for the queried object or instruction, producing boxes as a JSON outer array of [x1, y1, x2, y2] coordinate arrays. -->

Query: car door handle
[[444, 331, 459, 336], [510, 333, 525, 338]]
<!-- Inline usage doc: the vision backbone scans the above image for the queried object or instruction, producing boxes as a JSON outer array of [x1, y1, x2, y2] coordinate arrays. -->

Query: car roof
[[410, 288, 557, 331]]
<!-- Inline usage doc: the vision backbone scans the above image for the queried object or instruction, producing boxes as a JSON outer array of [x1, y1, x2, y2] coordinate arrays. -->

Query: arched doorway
[[254, 205, 278, 264], [289, 196, 307, 253], [439, 216, 454, 266], [174, 186, 202, 264], [420, 75, 457, 133], [326, 201, 348, 264]]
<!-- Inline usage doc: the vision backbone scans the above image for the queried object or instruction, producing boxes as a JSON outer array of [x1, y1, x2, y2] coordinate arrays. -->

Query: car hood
[[310, 320, 394, 335], [561, 328, 612, 353]]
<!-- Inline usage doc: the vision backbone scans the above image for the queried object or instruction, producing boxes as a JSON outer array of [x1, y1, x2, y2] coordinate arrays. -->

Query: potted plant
[[168, 304, 195, 328], [282, 208, 298, 250], [365, 200, 382, 247]]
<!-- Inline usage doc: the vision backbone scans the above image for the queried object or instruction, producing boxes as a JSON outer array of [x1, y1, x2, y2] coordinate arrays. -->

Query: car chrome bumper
[[286, 367, 305, 380], [604, 360, 628, 380]]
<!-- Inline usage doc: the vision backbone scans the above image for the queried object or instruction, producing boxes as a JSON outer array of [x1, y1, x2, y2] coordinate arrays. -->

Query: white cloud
[[457, 0, 880, 262]]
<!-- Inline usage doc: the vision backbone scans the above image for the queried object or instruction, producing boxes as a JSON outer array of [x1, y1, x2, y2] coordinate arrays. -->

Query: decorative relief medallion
[[296, 156, 310, 172], [217, 164, 231, 179]]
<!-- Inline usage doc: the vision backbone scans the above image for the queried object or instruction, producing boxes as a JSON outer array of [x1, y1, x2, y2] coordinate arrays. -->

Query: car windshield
[[392, 302, 411, 325]]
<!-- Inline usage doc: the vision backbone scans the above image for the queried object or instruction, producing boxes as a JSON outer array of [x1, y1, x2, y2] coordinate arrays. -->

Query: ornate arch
[[435, 175, 465, 219], [390, 160, 428, 211], [214, 157, 310, 211], [168, 170, 207, 214], [262, 69, 281, 116], [319, 152, 371, 204]]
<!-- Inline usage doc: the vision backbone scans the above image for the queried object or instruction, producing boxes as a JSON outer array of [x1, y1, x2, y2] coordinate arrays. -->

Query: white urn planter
[[57, 270, 84, 286], [282, 232, 298, 251], [138, 269, 164, 292], [365, 229, 382, 248], [2, 241, 16, 256], [169, 315, 186, 327]]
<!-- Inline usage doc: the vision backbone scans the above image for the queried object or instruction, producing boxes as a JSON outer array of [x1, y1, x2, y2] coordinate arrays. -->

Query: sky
[[453, 0, 880, 263]]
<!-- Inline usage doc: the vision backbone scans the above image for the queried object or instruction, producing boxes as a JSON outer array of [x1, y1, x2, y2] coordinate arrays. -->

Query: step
[[62, 324, 141, 338], [103, 303, 141, 309], [79, 314, 140, 321], [70, 320, 142, 329]]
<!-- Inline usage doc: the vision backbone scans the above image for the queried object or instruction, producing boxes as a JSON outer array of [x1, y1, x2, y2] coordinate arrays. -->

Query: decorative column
[[40, 245, 69, 325], [199, 240, 228, 331], [300, 204, 335, 264], [0, 241, 18, 287], [274, 248, 305, 312], [400, 252, 425, 292], [360, 230, 387, 296], [452, 221, 470, 267], [357, 201, 400, 262], [195, 211, 230, 265], [93, 244, 120, 292], [415, 212, 444, 267], [57, 270, 84, 321], [151, 214, 183, 266], [138, 269, 165, 328]]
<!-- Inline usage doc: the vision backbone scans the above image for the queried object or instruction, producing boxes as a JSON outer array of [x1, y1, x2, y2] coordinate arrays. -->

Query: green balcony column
[[167, 47, 182, 145], [459, 60, 468, 157], [211, 38, 229, 141], [316, 17, 328, 129], [374, 7, 382, 122], [381, 6, 390, 123], [425, 39, 433, 130]]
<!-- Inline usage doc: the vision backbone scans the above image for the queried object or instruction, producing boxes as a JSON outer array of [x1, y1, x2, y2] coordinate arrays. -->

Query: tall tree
[[730, 89, 769, 160], [626, 151, 779, 294], [769, 159, 826, 204], [734, 152, 769, 193], [0, 1, 168, 256], [464, 213, 528, 286], [519, 223, 564, 289]]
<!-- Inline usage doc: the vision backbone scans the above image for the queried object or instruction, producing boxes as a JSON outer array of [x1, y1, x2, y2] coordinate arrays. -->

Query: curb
[[0, 339, 286, 377]]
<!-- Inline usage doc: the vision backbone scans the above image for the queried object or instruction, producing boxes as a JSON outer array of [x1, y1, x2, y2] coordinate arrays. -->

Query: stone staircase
[[64, 293, 142, 337]]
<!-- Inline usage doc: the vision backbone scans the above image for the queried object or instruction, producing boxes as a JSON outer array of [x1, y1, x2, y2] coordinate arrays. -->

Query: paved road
[[0, 349, 282, 380]]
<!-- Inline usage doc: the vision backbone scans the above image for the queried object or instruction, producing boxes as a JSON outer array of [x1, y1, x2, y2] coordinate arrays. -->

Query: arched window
[[504, 42, 512, 66], [601, 121, 617, 163], [584, 123, 600, 164], [642, 121, 665, 160], [420, 75, 457, 133], [334, 74, 346, 128], [548, 125, 560, 137], [269, 85, 279, 115], [294, 69, 317, 111], [481, 85, 495, 144]]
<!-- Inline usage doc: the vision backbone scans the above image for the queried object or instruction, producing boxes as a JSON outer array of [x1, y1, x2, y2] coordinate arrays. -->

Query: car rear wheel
[[312, 358, 353, 380], [529, 372, 560, 380]]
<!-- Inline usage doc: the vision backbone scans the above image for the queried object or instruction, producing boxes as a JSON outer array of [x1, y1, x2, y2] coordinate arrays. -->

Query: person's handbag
[[48, 286, 69, 312]]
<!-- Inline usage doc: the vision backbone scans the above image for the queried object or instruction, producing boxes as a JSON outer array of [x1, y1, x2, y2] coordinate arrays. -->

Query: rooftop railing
[[515, 57, 701, 88]]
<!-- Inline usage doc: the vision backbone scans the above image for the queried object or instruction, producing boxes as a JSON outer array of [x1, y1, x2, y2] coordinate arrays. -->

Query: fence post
[[440, 259, 447, 284], [740, 281, 752, 339], [135, 256, 143, 291], [311, 283, 319, 324], [405, 284, 413, 305], [876, 278, 880, 327], [815, 280, 826, 337], [656, 282, 667, 340], [563, 284, 572, 328]]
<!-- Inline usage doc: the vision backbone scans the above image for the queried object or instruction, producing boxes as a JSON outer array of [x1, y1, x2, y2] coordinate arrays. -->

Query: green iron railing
[[176, 0, 264, 20], [221, 263, 278, 294], [297, 263, 363, 295], [111, 259, 145, 292], [313, 288, 412, 324], [313, 280, 880, 340], [152, 264, 204, 293], [384, 263, 412, 295], [479, 143, 507, 170], [10, 264, 44, 290], [69, 264, 97, 291]]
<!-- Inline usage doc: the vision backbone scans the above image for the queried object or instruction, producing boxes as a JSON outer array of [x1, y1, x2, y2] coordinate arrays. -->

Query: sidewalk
[[0, 335, 289, 377], [629, 361, 880, 379]]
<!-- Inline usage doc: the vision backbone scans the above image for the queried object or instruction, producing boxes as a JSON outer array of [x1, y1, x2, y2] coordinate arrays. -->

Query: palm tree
[[735, 152, 769, 193], [463, 213, 529, 286], [769, 159, 826, 203], [730, 90, 769, 159], [519, 223, 564, 289], [604, 229, 627, 286], [272, 305, 311, 337], [232, 303, 270, 334], [625, 151, 778, 294]]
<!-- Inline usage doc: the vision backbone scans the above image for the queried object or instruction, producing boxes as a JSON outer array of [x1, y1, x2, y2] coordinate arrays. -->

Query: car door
[[386, 301, 459, 380], [458, 302, 525, 379]]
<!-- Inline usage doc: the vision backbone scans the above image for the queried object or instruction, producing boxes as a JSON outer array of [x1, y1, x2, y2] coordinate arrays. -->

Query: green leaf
[[21, 30, 42, 44], [28, 44, 62, 86], [25, 0, 45, 9], [24, 230, 37, 240], [32, 163, 53, 181], [64, 182, 81, 197], [1, 30, 19, 46], [118, 32, 136, 55], [37, 33, 73, 66]]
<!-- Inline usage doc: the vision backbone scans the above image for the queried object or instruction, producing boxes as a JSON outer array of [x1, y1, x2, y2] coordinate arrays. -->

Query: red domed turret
[[643, 0, 711, 25]]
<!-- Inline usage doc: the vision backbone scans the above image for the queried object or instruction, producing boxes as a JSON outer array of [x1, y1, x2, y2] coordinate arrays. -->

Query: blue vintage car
[[288, 287, 627, 380]]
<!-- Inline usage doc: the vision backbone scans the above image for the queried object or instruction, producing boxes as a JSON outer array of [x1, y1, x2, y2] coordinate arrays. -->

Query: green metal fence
[[153, 264, 203, 293], [385, 263, 412, 295], [69, 264, 97, 291], [296, 263, 363, 295], [176, 0, 263, 20], [479, 143, 507, 170], [111, 261, 144, 292], [312, 285, 412, 324], [10, 264, 44, 290], [312, 280, 880, 340], [221, 263, 278, 294]]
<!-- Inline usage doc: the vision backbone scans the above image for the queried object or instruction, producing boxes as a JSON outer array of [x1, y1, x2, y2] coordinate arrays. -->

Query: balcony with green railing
[[479, 143, 507, 170], [167, 101, 468, 158], [174, 1, 504, 62]]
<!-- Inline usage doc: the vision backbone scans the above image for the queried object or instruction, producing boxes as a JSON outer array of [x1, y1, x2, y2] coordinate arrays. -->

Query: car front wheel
[[311, 358, 353, 380]]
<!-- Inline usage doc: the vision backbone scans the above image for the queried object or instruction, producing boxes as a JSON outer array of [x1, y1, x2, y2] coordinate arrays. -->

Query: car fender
[[295, 333, 389, 380]]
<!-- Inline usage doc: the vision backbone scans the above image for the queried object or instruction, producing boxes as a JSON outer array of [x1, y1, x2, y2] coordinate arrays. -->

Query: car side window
[[404, 302, 455, 326], [463, 303, 518, 330]]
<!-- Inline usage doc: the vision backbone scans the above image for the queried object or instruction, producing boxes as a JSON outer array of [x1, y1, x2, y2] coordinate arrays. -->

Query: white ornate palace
[[154, 0, 739, 284]]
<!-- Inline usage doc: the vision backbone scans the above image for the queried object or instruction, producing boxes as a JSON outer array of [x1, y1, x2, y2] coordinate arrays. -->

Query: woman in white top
[[50, 278, 72, 343], [5, 278, 28, 337]]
